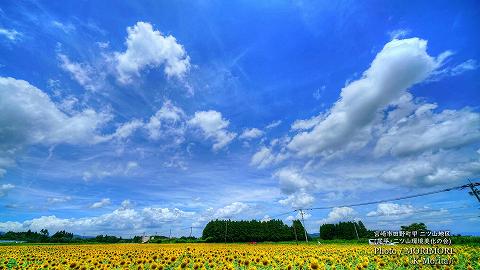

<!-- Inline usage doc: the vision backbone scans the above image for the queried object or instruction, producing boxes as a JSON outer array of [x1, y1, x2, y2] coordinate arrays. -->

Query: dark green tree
[[202, 219, 297, 242], [320, 224, 336, 240], [401, 223, 428, 232]]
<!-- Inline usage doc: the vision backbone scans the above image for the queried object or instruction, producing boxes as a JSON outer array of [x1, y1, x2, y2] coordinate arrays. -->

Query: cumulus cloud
[[287, 38, 442, 158], [0, 205, 194, 235], [188, 110, 236, 151], [214, 202, 249, 219], [145, 100, 186, 144], [250, 147, 276, 168], [319, 207, 356, 224], [0, 77, 111, 146], [0, 77, 112, 174], [251, 37, 480, 188], [274, 167, 310, 195], [273, 167, 315, 208], [291, 114, 324, 131], [115, 22, 190, 84], [380, 152, 480, 187], [279, 192, 314, 208], [374, 101, 480, 157], [239, 128, 263, 140], [250, 140, 289, 169], [367, 203, 415, 217], [90, 198, 111, 209]]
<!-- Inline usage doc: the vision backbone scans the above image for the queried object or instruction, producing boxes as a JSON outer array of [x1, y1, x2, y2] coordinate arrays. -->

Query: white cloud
[[90, 198, 111, 209], [388, 29, 411, 39], [313, 85, 326, 100], [286, 211, 312, 221], [214, 202, 249, 219], [291, 114, 324, 131], [374, 102, 480, 157], [319, 207, 356, 224], [265, 120, 282, 129], [250, 147, 276, 168], [0, 183, 14, 197], [0, 77, 112, 174], [120, 199, 132, 209], [430, 59, 478, 81], [287, 38, 441, 158], [380, 152, 480, 187], [111, 119, 144, 141], [274, 167, 310, 195], [250, 143, 289, 169], [450, 59, 478, 75], [250, 37, 479, 191], [58, 96, 79, 114], [0, 205, 194, 235], [47, 196, 71, 204], [145, 100, 186, 144], [188, 110, 236, 151], [279, 192, 314, 208], [58, 54, 103, 91], [125, 161, 139, 173], [0, 28, 21, 41], [115, 21, 190, 84], [261, 215, 272, 222], [275, 167, 315, 208], [367, 203, 415, 217], [82, 161, 139, 181], [239, 128, 263, 140], [52, 21, 75, 33]]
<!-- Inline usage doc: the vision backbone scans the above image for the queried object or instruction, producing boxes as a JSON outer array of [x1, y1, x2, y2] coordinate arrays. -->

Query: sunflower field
[[0, 243, 479, 270]]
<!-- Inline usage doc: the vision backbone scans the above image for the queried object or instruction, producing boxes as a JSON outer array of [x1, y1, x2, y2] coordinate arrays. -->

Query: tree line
[[202, 219, 307, 242], [0, 230, 129, 243], [319, 221, 373, 240]]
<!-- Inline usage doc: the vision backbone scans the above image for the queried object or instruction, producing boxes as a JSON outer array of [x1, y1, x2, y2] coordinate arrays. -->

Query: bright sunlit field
[[1, 243, 479, 270]]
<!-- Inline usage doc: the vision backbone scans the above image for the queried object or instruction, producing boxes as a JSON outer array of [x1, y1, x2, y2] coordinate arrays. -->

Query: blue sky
[[0, 0, 479, 237]]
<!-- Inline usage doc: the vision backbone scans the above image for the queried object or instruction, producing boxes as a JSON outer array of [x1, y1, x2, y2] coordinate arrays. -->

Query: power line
[[268, 210, 297, 219], [301, 182, 480, 211]]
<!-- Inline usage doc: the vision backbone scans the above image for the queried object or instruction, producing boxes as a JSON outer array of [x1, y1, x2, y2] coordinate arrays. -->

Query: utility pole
[[169, 228, 172, 239], [468, 180, 480, 203], [224, 220, 228, 244], [293, 221, 298, 245], [189, 227, 193, 238], [353, 221, 359, 240], [299, 209, 309, 242]]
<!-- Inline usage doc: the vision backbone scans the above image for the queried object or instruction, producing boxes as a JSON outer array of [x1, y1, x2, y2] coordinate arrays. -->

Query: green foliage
[[320, 224, 336, 240], [40, 229, 49, 237], [0, 230, 49, 242], [401, 222, 428, 232], [202, 219, 305, 242], [50, 230, 74, 242], [94, 234, 124, 243], [320, 221, 373, 240], [0, 229, 127, 243], [451, 236, 480, 246]]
